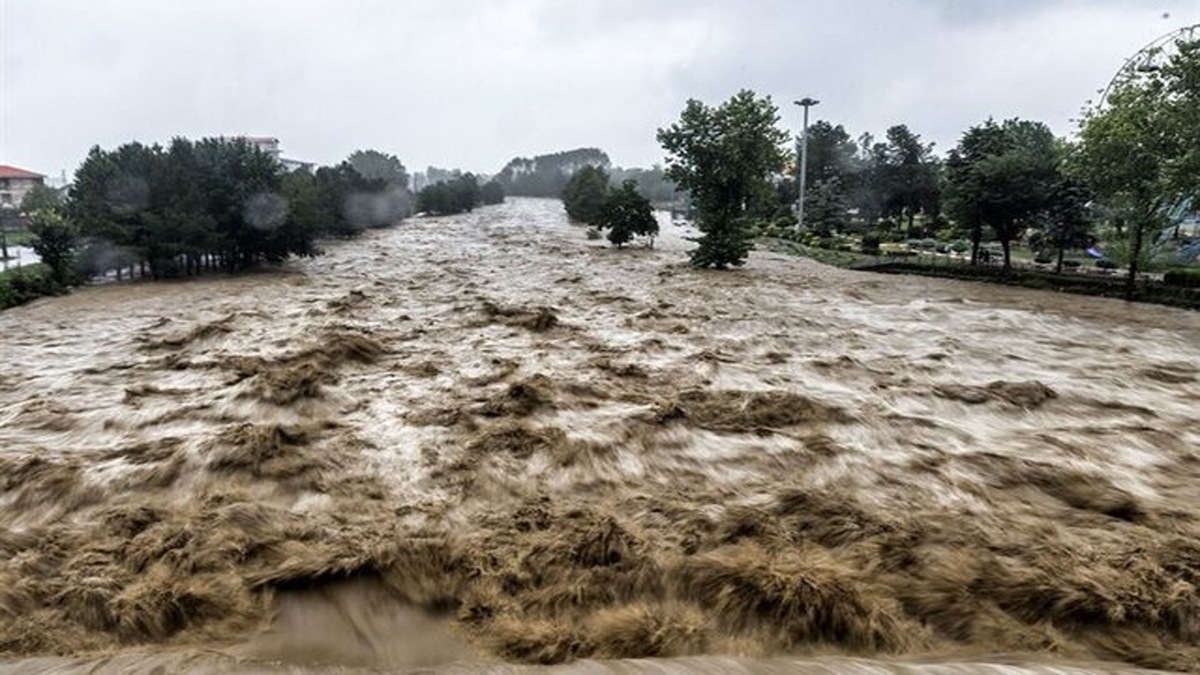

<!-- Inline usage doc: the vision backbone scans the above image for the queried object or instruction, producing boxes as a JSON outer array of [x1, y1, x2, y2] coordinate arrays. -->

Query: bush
[[585, 227, 602, 240], [860, 235, 881, 255], [950, 240, 969, 253], [1164, 268, 1200, 288], [0, 264, 61, 310], [919, 238, 938, 250], [1062, 260, 1081, 269], [1096, 259, 1119, 270], [1034, 252, 1054, 264]]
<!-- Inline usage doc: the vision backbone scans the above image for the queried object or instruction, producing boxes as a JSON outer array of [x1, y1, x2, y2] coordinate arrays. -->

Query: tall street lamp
[[794, 97, 820, 231]]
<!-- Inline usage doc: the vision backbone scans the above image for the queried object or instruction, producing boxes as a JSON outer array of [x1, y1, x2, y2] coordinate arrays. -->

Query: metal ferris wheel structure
[[1098, 22, 1200, 107], [1095, 23, 1200, 243]]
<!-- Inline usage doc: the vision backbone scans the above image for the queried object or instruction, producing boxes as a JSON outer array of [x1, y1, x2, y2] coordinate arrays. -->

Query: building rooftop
[[0, 165, 45, 179]]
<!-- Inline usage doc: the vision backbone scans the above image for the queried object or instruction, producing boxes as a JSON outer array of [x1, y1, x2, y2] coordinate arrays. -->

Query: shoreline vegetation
[[760, 237, 1200, 311]]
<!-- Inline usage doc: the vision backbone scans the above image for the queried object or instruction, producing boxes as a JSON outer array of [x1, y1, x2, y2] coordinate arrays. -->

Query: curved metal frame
[[1099, 23, 1200, 106]]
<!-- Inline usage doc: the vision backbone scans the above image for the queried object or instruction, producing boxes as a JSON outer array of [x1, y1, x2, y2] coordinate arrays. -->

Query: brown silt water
[[1, 199, 1198, 673]]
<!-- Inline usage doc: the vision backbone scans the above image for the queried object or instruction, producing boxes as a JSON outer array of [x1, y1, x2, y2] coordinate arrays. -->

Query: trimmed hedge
[[857, 261, 1200, 310], [0, 264, 63, 310], [1164, 268, 1200, 289]]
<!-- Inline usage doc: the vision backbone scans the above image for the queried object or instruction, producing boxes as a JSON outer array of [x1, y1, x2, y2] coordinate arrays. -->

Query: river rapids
[[1, 198, 1198, 674]]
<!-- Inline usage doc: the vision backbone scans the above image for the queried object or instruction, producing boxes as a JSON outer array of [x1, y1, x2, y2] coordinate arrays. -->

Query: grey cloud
[[1, 0, 1198, 181]]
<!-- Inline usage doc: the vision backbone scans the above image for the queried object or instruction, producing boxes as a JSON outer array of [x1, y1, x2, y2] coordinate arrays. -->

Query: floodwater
[[1, 198, 1198, 674], [0, 246, 40, 270]]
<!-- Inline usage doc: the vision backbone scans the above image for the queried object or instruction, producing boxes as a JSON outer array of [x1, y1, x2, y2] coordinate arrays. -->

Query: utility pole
[[794, 97, 819, 230]]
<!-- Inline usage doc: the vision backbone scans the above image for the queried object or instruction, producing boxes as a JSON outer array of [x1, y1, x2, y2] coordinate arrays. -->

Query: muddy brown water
[[1, 198, 1198, 674]]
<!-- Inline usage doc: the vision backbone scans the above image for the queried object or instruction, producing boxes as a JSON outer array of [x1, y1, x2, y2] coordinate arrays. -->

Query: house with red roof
[[0, 165, 46, 210]]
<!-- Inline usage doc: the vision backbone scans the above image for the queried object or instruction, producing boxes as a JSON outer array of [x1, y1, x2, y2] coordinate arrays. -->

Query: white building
[[225, 136, 313, 172], [0, 165, 46, 209]]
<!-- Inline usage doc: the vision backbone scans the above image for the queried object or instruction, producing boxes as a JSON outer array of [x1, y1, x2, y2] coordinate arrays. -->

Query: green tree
[[346, 149, 410, 189], [20, 183, 62, 214], [1036, 174, 1093, 273], [66, 137, 315, 278], [945, 119, 1058, 269], [875, 125, 941, 234], [416, 174, 482, 215], [561, 165, 609, 224], [1075, 68, 1185, 295], [598, 180, 658, 247], [774, 122, 858, 232], [658, 89, 789, 268], [481, 180, 505, 205], [28, 209, 78, 285]]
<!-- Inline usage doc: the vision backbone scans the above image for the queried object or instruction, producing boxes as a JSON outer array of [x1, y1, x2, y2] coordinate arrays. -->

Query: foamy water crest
[[1, 199, 1198, 673]]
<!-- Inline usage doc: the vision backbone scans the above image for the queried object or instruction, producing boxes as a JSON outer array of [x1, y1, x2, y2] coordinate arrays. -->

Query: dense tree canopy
[[416, 174, 483, 215], [20, 183, 63, 215], [28, 209, 77, 285], [945, 119, 1060, 269], [480, 180, 505, 206], [1074, 38, 1199, 292], [598, 180, 658, 247], [67, 138, 308, 278], [65, 139, 409, 279], [658, 89, 790, 268], [346, 149, 410, 189], [561, 165, 610, 225]]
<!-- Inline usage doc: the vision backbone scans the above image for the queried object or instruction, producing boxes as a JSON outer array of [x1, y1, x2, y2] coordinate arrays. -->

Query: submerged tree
[[416, 174, 482, 215], [598, 180, 658, 247], [658, 89, 789, 268], [67, 138, 318, 278], [561, 165, 610, 225], [481, 180, 505, 205]]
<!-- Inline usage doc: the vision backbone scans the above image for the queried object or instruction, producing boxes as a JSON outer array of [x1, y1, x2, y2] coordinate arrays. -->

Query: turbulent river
[[1, 198, 1198, 674]]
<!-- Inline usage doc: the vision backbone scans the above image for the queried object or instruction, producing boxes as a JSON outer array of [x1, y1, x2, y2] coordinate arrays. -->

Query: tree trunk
[[970, 231, 981, 265], [1055, 245, 1064, 275], [1001, 238, 1012, 271], [1126, 220, 1144, 301]]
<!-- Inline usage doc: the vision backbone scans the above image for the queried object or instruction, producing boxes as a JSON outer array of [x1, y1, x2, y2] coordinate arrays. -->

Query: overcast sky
[[2, 0, 1199, 180]]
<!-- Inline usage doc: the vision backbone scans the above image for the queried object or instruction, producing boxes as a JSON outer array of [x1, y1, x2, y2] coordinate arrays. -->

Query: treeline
[[64, 140, 413, 280], [494, 147, 678, 205], [415, 173, 505, 216], [495, 148, 611, 197], [656, 69, 1200, 292]]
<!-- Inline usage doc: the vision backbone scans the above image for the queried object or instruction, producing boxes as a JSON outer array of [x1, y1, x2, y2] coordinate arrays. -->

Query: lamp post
[[794, 97, 819, 230]]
